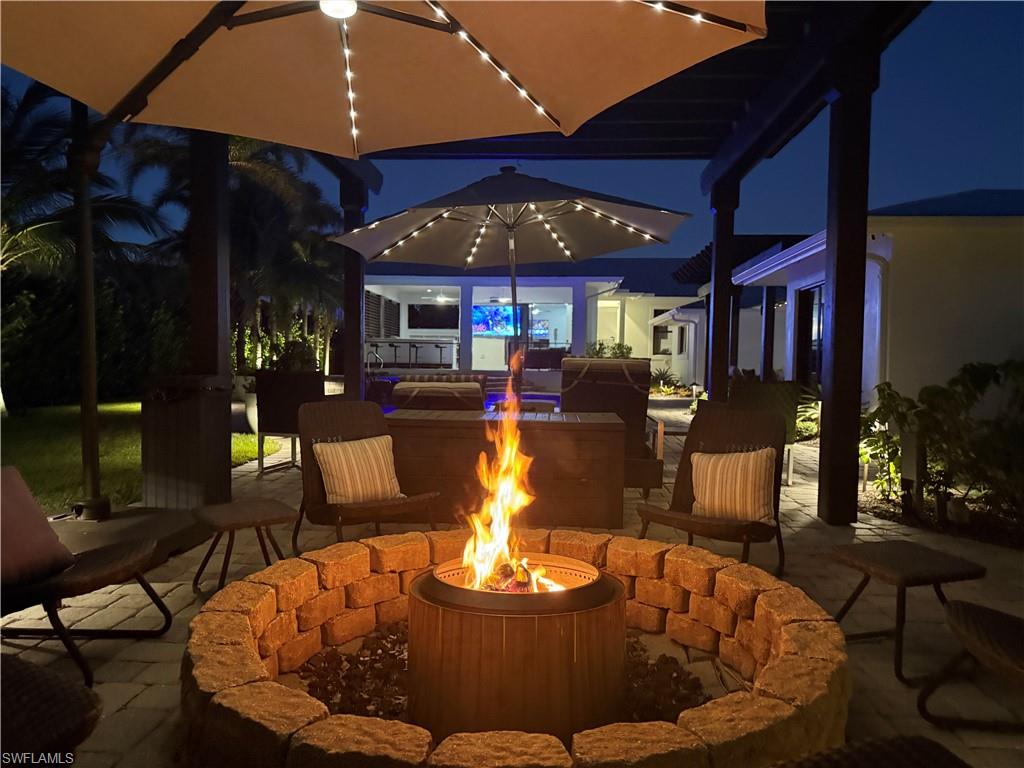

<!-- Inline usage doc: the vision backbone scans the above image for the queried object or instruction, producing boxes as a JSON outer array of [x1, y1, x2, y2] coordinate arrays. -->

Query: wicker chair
[[1, 656, 102, 753], [917, 600, 1024, 732], [637, 399, 787, 575], [291, 400, 440, 552], [561, 357, 664, 499], [772, 736, 971, 767]]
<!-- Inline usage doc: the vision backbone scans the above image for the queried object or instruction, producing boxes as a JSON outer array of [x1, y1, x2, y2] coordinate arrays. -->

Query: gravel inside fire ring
[[295, 623, 737, 725]]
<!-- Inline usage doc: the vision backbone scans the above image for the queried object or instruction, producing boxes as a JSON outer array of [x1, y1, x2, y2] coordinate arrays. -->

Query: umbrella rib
[[338, 21, 359, 158], [486, 205, 511, 227], [574, 201, 667, 245], [370, 208, 454, 261], [530, 211, 575, 262], [426, 1, 562, 132], [633, 0, 760, 36]]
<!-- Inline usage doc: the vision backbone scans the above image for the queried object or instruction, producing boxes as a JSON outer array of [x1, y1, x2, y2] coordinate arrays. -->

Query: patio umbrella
[[333, 165, 690, 358], [0, 1, 766, 158]]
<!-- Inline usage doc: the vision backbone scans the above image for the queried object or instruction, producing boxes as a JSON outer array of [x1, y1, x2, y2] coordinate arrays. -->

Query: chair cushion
[[1, 467, 74, 585], [312, 435, 402, 505], [691, 447, 776, 522]]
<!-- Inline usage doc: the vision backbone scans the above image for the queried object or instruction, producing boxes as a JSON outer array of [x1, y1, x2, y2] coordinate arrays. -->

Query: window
[[652, 308, 673, 355], [795, 285, 824, 386], [677, 328, 687, 355]]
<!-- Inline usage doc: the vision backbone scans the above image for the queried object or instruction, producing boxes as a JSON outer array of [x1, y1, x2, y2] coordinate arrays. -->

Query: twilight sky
[[3, 1, 1022, 260]]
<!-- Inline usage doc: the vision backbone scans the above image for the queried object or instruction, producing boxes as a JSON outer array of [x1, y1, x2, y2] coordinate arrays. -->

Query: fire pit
[[408, 554, 624, 743], [407, 364, 626, 743]]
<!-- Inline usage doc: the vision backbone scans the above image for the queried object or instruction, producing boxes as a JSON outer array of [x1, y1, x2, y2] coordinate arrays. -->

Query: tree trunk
[[234, 317, 247, 373], [254, 301, 263, 369]]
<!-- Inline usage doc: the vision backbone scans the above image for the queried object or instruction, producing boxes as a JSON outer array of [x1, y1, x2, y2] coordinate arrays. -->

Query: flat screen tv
[[408, 304, 459, 329], [471, 304, 528, 336]]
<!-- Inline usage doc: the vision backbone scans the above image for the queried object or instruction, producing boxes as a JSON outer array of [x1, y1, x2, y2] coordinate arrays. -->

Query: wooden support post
[[187, 131, 231, 375], [702, 300, 710, 390], [728, 285, 742, 370], [817, 48, 879, 526], [340, 172, 368, 400], [761, 286, 778, 380], [708, 179, 739, 402]]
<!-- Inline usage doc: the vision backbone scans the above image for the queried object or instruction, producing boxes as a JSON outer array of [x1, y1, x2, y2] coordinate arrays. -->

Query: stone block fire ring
[[181, 530, 851, 768]]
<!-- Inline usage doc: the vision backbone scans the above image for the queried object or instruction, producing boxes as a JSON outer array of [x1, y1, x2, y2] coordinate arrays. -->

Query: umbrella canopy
[[1, 1, 765, 158], [334, 166, 690, 268]]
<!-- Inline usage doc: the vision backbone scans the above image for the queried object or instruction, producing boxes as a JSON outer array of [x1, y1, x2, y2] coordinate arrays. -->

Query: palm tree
[[1, 83, 164, 274], [116, 127, 345, 371]]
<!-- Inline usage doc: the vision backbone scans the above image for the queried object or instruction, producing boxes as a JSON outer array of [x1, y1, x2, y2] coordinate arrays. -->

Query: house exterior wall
[[738, 215, 1024, 404], [881, 216, 1024, 398], [364, 274, 693, 378], [735, 305, 787, 377]]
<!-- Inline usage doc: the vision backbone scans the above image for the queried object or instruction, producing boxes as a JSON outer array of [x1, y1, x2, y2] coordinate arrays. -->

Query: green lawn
[[0, 402, 277, 515]]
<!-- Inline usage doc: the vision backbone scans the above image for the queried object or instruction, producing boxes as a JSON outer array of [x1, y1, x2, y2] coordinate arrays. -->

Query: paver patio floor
[[3, 419, 1022, 767]]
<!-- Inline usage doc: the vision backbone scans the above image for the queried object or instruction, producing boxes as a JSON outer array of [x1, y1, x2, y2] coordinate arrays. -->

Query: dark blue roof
[[365, 257, 699, 297], [869, 189, 1024, 217]]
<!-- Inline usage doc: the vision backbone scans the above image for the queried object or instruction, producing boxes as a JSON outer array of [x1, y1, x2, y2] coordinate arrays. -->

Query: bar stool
[[388, 342, 401, 367], [434, 343, 445, 368], [409, 342, 420, 367]]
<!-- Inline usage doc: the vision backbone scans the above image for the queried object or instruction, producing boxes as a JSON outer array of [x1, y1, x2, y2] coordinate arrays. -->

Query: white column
[[459, 283, 474, 372], [570, 281, 587, 355]]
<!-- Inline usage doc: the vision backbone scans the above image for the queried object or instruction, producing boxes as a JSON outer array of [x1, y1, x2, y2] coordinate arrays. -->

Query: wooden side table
[[831, 541, 986, 685]]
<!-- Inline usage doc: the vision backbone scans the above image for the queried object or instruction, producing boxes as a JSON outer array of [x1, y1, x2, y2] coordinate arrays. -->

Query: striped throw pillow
[[691, 447, 776, 522], [312, 435, 402, 505]]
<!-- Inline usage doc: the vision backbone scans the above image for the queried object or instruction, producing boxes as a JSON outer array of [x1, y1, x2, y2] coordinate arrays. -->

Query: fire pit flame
[[462, 355, 565, 593]]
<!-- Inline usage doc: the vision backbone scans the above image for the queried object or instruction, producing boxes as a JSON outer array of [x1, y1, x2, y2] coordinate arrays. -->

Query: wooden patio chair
[[0, 468, 171, 687], [291, 400, 440, 553], [637, 400, 787, 575], [561, 357, 665, 500]]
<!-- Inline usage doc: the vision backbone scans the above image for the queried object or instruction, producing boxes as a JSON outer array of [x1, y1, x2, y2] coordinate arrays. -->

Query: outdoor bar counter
[[386, 410, 625, 528]]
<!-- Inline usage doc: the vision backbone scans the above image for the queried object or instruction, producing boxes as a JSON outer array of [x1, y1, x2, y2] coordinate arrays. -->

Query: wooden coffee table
[[831, 541, 986, 686]]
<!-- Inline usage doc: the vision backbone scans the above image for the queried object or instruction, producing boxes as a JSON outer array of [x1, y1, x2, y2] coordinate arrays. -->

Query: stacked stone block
[[182, 531, 849, 768]]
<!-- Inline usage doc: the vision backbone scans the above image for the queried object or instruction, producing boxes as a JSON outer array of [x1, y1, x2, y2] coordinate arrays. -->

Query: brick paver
[[2, 420, 1021, 767]]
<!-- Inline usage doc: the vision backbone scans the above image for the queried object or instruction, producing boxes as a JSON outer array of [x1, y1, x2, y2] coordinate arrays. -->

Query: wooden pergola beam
[[701, 2, 926, 195]]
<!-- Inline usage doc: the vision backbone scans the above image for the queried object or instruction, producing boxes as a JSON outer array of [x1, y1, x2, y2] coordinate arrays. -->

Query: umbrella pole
[[507, 226, 521, 397], [70, 100, 110, 521]]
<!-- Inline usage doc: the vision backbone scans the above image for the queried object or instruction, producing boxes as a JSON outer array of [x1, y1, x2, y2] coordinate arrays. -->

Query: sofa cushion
[[691, 447, 776, 522], [1, 467, 74, 585], [312, 436, 402, 505]]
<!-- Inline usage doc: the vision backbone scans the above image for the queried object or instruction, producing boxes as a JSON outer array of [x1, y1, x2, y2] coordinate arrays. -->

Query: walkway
[[2, 426, 1021, 767]]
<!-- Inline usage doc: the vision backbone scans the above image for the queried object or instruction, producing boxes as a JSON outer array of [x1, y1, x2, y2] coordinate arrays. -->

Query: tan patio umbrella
[[1, 1, 766, 158], [334, 165, 690, 377]]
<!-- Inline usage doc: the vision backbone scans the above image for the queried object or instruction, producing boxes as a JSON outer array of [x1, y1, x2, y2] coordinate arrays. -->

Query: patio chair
[[917, 600, 1024, 733], [729, 377, 800, 485], [254, 370, 326, 475], [637, 400, 787, 575], [0, 468, 172, 687], [291, 400, 440, 552], [1, 656, 102, 753], [773, 735, 971, 767], [561, 357, 665, 500]]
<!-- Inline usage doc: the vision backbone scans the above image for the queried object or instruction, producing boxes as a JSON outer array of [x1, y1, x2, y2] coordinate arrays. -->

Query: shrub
[[651, 366, 680, 389], [860, 382, 918, 500]]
